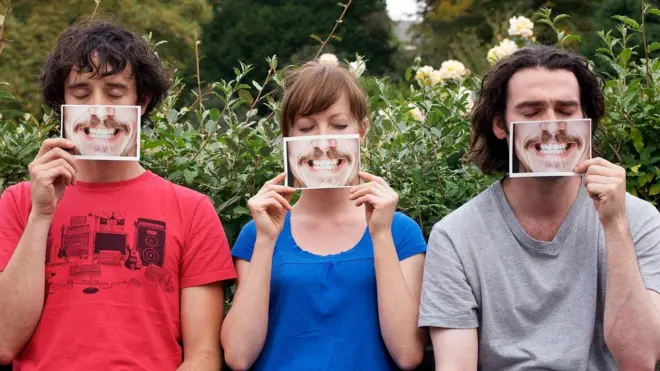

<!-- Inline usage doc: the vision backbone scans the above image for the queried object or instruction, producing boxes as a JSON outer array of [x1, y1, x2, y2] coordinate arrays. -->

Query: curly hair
[[466, 45, 605, 174], [40, 19, 171, 116]]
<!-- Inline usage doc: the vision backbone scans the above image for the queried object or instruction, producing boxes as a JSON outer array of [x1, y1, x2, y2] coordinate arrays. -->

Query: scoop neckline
[[285, 211, 370, 259]]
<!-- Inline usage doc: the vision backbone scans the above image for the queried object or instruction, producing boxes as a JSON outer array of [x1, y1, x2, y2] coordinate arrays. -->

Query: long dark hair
[[40, 19, 171, 117], [466, 45, 605, 174]]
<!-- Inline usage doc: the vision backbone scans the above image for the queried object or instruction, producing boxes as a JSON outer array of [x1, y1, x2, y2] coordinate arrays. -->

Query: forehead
[[507, 67, 580, 105], [65, 62, 135, 87]]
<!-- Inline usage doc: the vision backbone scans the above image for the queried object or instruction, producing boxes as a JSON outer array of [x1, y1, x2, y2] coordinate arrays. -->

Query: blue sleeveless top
[[231, 211, 427, 370]]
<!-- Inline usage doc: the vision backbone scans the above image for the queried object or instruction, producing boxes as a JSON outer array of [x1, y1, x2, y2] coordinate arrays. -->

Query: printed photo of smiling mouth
[[509, 118, 592, 178], [523, 130, 583, 158], [61, 104, 141, 161], [283, 134, 361, 189], [297, 148, 352, 173], [73, 116, 131, 143]]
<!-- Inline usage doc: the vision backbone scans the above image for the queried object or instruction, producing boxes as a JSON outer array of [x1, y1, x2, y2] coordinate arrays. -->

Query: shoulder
[[625, 192, 659, 218], [0, 181, 31, 208], [431, 184, 495, 237]]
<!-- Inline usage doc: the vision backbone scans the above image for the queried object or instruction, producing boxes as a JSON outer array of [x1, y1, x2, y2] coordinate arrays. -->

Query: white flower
[[408, 104, 425, 122], [318, 53, 339, 66], [415, 65, 434, 81], [438, 60, 468, 81], [508, 16, 534, 39], [348, 60, 366, 78], [487, 39, 519, 64], [430, 69, 445, 85]]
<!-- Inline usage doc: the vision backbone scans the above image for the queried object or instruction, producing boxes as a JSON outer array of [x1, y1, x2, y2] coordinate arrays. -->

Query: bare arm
[[373, 232, 427, 370], [0, 215, 51, 364], [603, 223, 660, 370], [177, 283, 225, 371], [220, 241, 274, 371], [0, 139, 77, 364], [430, 328, 478, 371]]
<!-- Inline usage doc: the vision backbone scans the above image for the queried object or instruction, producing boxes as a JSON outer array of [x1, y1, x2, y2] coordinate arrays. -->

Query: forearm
[[221, 237, 274, 370], [0, 213, 50, 362], [603, 219, 660, 369], [177, 349, 221, 371], [372, 232, 425, 370]]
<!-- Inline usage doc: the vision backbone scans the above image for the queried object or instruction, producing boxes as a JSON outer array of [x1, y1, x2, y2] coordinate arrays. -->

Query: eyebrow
[[328, 113, 352, 120], [105, 82, 129, 90], [515, 100, 579, 109]]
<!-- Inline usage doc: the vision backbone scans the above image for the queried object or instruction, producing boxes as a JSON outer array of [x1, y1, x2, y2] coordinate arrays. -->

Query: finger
[[585, 165, 621, 178], [34, 155, 78, 184], [258, 183, 297, 197], [262, 198, 284, 214], [265, 190, 293, 211], [41, 166, 74, 187], [575, 157, 614, 173], [266, 172, 287, 185], [585, 182, 610, 197], [348, 184, 383, 200], [31, 147, 79, 174], [354, 194, 377, 207], [584, 174, 618, 186], [36, 138, 76, 159], [349, 181, 374, 193], [358, 171, 388, 186]]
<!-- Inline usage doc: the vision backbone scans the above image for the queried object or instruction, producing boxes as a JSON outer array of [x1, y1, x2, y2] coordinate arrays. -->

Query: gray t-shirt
[[419, 179, 660, 370]]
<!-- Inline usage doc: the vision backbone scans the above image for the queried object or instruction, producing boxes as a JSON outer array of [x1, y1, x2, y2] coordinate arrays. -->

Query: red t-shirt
[[0, 171, 237, 371]]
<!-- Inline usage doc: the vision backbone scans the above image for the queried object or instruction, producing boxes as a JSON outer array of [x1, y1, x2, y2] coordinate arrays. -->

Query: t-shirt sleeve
[[180, 196, 237, 288], [418, 224, 479, 329], [231, 220, 257, 262], [0, 184, 29, 271], [392, 212, 427, 261], [627, 195, 660, 294]]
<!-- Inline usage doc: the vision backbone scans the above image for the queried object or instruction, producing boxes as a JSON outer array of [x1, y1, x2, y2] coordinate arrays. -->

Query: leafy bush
[[1, 4, 659, 245]]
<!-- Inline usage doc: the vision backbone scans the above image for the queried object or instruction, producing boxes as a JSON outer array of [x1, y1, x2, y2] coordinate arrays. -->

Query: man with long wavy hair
[[419, 45, 660, 370]]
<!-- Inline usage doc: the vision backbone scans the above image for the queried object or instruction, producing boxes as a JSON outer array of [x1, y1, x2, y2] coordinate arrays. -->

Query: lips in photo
[[62, 105, 140, 159], [285, 135, 360, 189], [511, 119, 591, 175]]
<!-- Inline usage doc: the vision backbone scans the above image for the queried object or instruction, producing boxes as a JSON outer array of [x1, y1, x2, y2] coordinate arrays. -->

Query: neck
[[294, 188, 362, 218], [75, 160, 146, 183], [502, 176, 582, 218]]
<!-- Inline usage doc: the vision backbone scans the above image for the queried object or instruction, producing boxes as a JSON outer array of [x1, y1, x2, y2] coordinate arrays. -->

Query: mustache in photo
[[72, 114, 131, 134], [297, 147, 352, 166], [523, 129, 583, 150]]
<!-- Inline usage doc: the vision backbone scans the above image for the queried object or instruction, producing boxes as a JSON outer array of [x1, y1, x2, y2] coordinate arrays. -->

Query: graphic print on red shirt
[[0, 171, 236, 371]]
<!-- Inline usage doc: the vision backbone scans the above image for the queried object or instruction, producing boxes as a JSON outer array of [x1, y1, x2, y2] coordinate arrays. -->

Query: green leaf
[[18, 142, 39, 160], [0, 90, 15, 100], [649, 42, 660, 52], [309, 34, 323, 43], [619, 48, 632, 64], [631, 165, 640, 173], [143, 139, 167, 149], [252, 80, 263, 91], [597, 48, 614, 56], [536, 19, 554, 27], [553, 14, 570, 23], [183, 169, 198, 183], [233, 206, 250, 215], [631, 127, 644, 153], [612, 15, 641, 30], [405, 67, 413, 81], [205, 120, 217, 133], [167, 109, 178, 124], [650, 183, 660, 196], [332, 35, 343, 41], [209, 108, 221, 121], [647, 9, 660, 17], [562, 34, 582, 44], [238, 90, 254, 106]]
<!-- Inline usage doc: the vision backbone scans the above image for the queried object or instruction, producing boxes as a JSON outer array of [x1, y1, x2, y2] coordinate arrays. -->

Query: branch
[[90, 0, 100, 21], [244, 67, 273, 123], [194, 26, 203, 113], [0, 4, 11, 54], [641, 4, 652, 88], [314, 0, 354, 60]]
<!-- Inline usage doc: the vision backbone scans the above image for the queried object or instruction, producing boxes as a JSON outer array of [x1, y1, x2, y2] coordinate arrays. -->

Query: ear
[[138, 96, 152, 114], [359, 118, 368, 144], [492, 115, 508, 140]]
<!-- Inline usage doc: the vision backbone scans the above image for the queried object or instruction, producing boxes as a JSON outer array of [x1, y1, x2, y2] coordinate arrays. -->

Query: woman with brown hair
[[221, 61, 428, 370]]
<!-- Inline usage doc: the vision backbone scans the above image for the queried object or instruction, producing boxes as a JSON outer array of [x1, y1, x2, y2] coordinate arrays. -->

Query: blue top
[[231, 211, 427, 371]]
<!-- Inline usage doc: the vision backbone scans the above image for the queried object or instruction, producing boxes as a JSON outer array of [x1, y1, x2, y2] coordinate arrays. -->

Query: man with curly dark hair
[[419, 45, 660, 370], [0, 20, 236, 370]]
